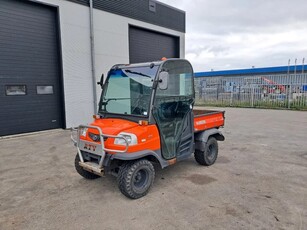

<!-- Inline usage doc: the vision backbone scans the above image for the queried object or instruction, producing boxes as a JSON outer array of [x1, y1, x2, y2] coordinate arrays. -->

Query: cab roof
[[111, 58, 186, 70]]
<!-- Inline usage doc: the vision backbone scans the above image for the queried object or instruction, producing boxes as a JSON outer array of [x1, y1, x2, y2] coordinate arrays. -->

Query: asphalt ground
[[0, 107, 306, 230]]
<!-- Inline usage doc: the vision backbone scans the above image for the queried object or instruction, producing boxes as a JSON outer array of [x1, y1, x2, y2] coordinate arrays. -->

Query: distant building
[[194, 65, 307, 109], [195, 65, 306, 78]]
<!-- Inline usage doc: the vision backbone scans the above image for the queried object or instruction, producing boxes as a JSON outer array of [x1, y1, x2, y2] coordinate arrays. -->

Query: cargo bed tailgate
[[193, 109, 225, 132]]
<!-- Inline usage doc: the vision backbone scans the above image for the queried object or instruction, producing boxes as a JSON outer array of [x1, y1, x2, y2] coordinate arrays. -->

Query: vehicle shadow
[[80, 155, 229, 198]]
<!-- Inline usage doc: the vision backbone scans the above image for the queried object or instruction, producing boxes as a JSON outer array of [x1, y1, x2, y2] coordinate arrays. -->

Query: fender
[[110, 149, 169, 168], [194, 128, 225, 152]]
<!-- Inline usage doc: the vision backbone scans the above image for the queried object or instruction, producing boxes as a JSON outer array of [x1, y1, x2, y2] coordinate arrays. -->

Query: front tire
[[75, 154, 100, 180], [117, 159, 155, 199], [194, 137, 218, 166]]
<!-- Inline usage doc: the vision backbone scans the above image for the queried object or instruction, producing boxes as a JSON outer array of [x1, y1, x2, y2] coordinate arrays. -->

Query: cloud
[[158, 0, 307, 71]]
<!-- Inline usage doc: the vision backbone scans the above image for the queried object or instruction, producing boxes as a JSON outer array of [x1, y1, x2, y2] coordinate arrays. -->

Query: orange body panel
[[80, 111, 224, 154], [80, 118, 160, 153], [193, 111, 225, 132]]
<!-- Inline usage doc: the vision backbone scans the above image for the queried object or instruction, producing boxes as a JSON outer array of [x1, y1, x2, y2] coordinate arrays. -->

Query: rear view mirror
[[97, 73, 104, 88], [158, 71, 169, 90]]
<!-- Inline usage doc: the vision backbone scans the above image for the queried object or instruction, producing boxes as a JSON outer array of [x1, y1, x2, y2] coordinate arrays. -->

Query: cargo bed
[[193, 109, 225, 133]]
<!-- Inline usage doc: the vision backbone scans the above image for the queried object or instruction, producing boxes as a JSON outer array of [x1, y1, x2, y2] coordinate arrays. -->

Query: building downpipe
[[89, 0, 98, 114]]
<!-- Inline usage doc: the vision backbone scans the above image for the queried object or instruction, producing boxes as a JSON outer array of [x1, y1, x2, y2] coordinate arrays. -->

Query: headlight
[[79, 127, 88, 137], [88, 132, 100, 142], [114, 132, 137, 146]]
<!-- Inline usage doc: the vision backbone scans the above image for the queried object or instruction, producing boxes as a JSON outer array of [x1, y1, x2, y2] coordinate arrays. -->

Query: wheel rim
[[133, 168, 149, 191], [207, 143, 217, 161]]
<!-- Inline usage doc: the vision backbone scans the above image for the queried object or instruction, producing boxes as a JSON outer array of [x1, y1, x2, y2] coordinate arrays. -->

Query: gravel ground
[[0, 107, 306, 230]]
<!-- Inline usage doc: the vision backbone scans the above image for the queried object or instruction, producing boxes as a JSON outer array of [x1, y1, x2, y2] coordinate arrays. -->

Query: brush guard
[[71, 125, 129, 176]]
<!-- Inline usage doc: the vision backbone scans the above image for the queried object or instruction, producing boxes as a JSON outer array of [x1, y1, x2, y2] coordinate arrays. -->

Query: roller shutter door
[[129, 26, 179, 63], [0, 0, 63, 136]]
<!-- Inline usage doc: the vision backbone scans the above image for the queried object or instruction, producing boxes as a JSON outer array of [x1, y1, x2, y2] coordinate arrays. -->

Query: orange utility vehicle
[[71, 59, 225, 199]]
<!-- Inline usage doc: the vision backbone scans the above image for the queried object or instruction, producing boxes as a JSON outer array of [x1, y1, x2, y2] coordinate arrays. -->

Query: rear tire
[[117, 159, 155, 199], [194, 137, 218, 166], [75, 154, 100, 180]]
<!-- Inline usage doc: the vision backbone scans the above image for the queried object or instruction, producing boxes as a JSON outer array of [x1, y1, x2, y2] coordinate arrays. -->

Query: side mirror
[[158, 71, 169, 90], [97, 73, 104, 88]]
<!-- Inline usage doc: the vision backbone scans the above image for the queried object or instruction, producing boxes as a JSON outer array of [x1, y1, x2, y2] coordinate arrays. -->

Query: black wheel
[[117, 159, 155, 199], [194, 137, 218, 166], [75, 154, 100, 180]]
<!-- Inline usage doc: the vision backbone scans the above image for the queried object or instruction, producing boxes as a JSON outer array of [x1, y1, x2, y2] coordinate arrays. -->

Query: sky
[[158, 0, 307, 72]]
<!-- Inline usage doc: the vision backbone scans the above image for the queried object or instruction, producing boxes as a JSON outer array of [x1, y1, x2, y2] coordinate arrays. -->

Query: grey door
[[0, 0, 64, 136], [152, 60, 194, 160], [129, 26, 179, 63]]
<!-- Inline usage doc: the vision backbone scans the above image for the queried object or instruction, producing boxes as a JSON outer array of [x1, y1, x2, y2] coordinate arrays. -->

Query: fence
[[194, 73, 307, 110]]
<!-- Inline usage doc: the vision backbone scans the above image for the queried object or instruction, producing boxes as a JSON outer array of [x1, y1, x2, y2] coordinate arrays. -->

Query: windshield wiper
[[103, 97, 130, 103], [124, 69, 152, 78]]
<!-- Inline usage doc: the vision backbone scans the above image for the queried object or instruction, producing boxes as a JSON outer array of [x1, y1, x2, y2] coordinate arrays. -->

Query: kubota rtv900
[[71, 59, 225, 199]]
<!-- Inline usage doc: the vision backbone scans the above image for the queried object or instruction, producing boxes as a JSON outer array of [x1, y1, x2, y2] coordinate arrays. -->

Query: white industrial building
[[0, 0, 185, 136]]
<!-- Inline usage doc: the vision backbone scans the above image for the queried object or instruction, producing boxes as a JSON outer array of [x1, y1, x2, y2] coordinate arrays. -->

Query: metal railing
[[195, 73, 307, 110]]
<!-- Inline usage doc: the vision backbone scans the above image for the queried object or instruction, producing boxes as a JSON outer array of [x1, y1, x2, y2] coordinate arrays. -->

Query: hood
[[90, 118, 139, 135]]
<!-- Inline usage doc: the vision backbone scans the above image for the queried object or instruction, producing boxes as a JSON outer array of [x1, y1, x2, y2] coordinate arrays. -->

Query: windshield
[[99, 65, 159, 116]]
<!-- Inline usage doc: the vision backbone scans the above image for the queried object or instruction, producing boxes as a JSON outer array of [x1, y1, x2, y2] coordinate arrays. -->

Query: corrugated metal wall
[[66, 0, 185, 32]]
